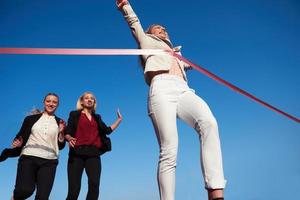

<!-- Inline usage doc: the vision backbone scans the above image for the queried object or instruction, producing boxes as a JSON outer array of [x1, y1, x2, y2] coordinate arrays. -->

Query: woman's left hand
[[116, 0, 128, 9], [117, 109, 123, 121]]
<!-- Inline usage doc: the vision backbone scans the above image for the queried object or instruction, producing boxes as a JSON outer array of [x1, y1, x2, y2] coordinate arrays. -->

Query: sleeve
[[65, 111, 76, 137], [98, 115, 113, 135], [55, 117, 66, 150], [119, 3, 147, 44], [14, 116, 30, 140], [58, 140, 66, 150]]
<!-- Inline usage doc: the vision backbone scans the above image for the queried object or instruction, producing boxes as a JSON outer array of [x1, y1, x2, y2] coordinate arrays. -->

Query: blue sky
[[0, 0, 299, 199]]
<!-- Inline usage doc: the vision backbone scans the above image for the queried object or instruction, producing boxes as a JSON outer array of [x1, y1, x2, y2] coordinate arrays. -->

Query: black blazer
[[66, 110, 112, 155], [0, 113, 66, 162]]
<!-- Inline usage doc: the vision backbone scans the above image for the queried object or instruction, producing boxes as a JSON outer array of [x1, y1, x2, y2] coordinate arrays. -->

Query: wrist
[[58, 136, 65, 142], [65, 134, 71, 141], [117, 0, 128, 10]]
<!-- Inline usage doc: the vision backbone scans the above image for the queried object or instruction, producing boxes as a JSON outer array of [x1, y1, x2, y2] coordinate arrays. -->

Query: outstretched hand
[[116, 0, 128, 9], [110, 109, 123, 131], [117, 109, 123, 121], [65, 135, 77, 147], [12, 136, 23, 148]]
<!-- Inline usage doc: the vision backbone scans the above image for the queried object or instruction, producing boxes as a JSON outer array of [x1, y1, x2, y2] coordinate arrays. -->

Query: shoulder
[[93, 113, 101, 119], [24, 113, 42, 121], [92, 113, 102, 121], [54, 115, 62, 123], [20, 114, 42, 128], [69, 110, 81, 117]]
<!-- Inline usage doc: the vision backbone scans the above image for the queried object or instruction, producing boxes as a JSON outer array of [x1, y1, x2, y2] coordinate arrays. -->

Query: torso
[[21, 113, 59, 159], [145, 59, 184, 84]]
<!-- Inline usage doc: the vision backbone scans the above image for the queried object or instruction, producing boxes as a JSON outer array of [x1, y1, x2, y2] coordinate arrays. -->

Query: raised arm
[[109, 109, 123, 131], [116, 0, 147, 43], [97, 109, 122, 135]]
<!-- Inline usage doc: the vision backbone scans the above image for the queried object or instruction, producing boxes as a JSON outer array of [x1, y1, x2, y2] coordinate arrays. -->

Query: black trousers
[[66, 155, 101, 200], [13, 155, 58, 200]]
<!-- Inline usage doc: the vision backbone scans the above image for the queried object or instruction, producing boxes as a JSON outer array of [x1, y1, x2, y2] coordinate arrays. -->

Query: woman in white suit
[[117, 1, 226, 200]]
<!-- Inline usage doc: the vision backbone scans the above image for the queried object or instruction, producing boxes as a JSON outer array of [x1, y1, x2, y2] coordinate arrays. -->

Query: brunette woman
[[1, 93, 66, 200]]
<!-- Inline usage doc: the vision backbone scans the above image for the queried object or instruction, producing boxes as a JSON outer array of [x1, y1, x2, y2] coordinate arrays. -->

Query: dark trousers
[[13, 155, 58, 200], [66, 155, 101, 200]]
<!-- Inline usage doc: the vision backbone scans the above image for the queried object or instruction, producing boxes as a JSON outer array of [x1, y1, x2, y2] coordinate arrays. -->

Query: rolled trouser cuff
[[205, 178, 227, 189]]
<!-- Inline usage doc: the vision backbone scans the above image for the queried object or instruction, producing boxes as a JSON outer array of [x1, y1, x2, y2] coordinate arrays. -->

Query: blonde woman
[[65, 92, 122, 200], [117, 1, 226, 200]]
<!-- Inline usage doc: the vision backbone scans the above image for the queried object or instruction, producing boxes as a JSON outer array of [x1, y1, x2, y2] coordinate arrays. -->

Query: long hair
[[29, 107, 42, 115], [145, 24, 162, 34], [76, 91, 97, 112]]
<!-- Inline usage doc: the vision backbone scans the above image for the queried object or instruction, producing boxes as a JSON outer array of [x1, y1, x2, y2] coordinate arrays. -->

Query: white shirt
[[21, 113, 59, 159]]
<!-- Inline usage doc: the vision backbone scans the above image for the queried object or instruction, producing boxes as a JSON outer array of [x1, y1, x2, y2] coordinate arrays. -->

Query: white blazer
[[120, 3, 191, 84]]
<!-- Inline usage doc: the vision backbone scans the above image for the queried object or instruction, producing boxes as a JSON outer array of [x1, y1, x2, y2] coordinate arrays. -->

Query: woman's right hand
[[12, 137, 23, 148], [116, 0, 128, 9], [65, 134, 77, 147]]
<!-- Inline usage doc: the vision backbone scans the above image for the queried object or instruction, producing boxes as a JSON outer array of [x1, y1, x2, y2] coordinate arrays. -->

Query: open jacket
[[65, 110, 112, 155], [0, 113, 65, 162], [119, 2, 191, 84]]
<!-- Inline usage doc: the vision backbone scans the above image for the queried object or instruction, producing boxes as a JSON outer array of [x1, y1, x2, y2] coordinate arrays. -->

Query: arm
[[110, 109, 123, 131], [57, 119, 66, 149], [12, 116, 30, 148], [116, 0, 147, 44], [12, 137, 23, 148], [65, 112, 77, 148], [98, 109, 122, 135]]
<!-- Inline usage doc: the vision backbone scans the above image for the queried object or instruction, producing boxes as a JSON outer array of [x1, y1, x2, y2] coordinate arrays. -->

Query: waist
[[150, 73, 187, 85], [146, 71, 185, 85]]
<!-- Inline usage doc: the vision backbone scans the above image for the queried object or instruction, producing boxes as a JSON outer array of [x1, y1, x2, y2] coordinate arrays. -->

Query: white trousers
[[148, 74, 226, 200]]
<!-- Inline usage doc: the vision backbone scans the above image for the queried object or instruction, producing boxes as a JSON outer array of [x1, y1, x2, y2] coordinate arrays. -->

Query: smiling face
[[44, 94, 59, 115], [149, 25, 169, 41], [81, 93, 96, 110]]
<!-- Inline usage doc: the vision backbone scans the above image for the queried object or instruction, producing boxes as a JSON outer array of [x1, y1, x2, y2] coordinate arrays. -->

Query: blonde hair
[[76, 92, 97, 112]]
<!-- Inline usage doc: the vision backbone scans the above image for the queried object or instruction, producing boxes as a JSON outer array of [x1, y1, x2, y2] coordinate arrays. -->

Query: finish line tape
[[0, 48, 167, 55], [0, 47, 299, 123]]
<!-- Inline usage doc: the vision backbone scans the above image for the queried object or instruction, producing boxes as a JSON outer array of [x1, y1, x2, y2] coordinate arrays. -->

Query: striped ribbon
[[0, 47, 299, 123]]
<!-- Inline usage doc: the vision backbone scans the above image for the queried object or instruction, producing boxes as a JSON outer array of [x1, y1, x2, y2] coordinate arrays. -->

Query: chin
[[46, 109, 55, 114], [160, 36, 169, 41]]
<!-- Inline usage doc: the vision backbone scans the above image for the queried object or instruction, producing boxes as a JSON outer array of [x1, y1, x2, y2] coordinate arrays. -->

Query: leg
[[85, 156, 101, 200], [148, 92, 178, 200], [13, 156, 37, 200], [66, 155, 85, 200], [35, 159, 58, 200], [208, 189, 224, 200], [177, 91, 226, 197]]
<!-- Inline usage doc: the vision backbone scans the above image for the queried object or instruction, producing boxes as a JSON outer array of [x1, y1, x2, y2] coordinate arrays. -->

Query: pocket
[[149, 80, 167, 97], [149, 82, 156, 97]]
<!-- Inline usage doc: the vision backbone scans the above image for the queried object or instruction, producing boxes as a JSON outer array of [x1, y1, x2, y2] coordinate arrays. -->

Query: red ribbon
[[171, 52, 300, 124], [0, 47, 299, 123], [0, 47, 167, 55]]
